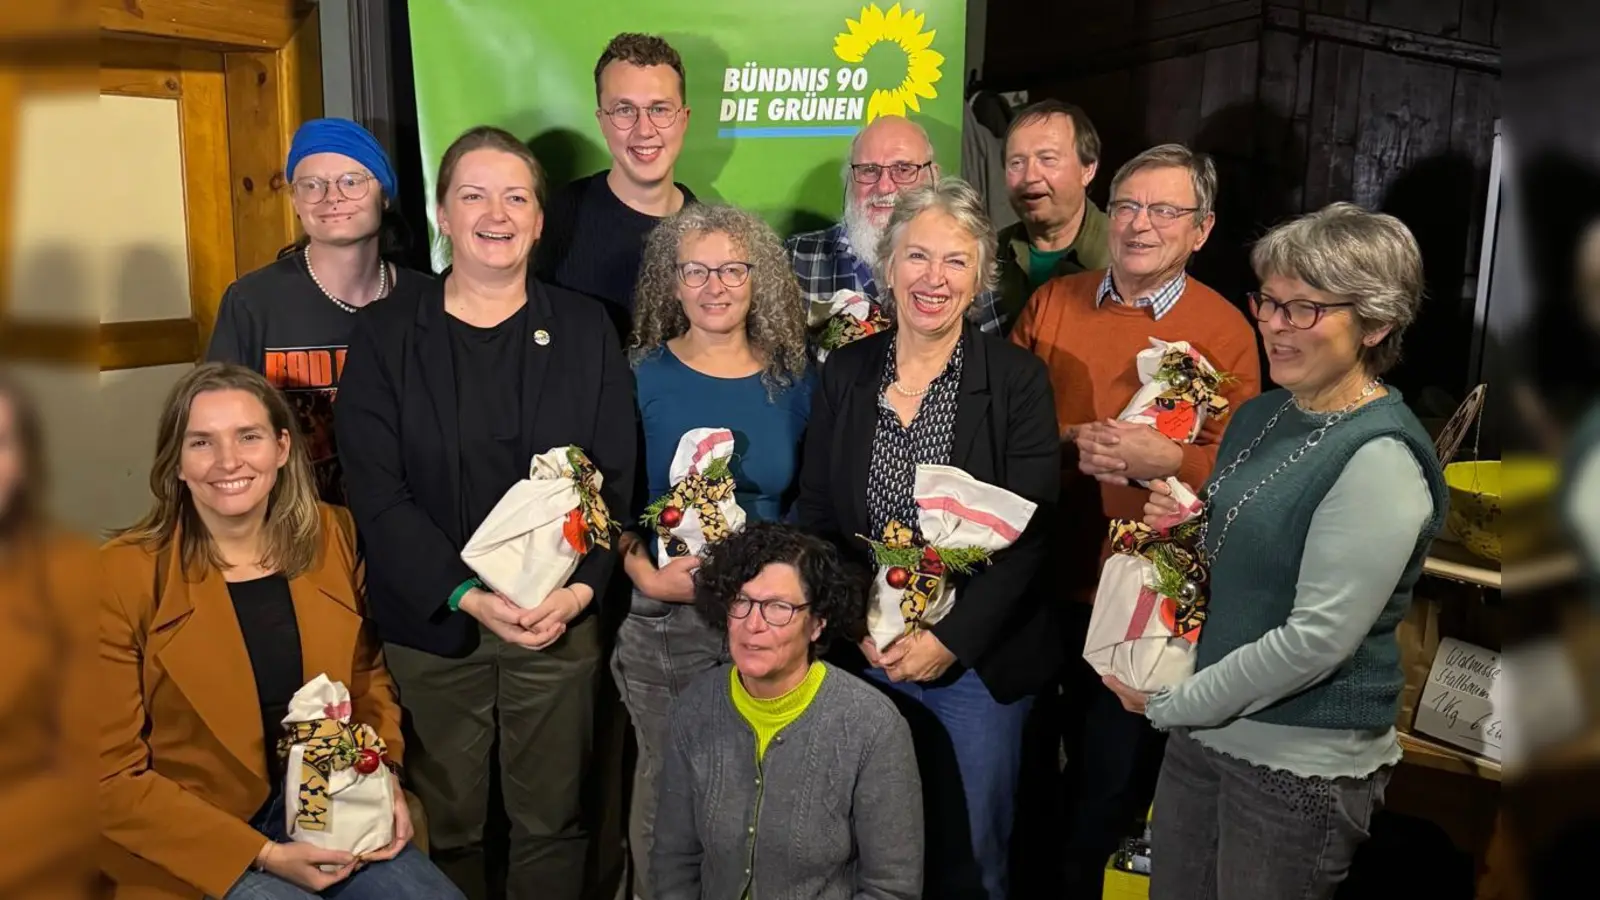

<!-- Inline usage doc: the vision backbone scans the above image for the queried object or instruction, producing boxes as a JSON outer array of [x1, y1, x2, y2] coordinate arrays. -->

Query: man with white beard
[[786, 115, 1002, 357]]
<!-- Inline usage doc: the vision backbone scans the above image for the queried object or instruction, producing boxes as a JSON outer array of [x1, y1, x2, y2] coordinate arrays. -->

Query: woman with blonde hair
[[98, 362, 461, 900], [612, 202, 813, 898]]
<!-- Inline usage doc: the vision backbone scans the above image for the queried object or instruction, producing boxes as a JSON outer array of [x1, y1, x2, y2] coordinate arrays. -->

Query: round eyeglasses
[[603, 103, 683, 130], [677, 262, 753, 289], [849, 162, 932, 185], [291, 172, 375, 204], [1247, 292, 1356, 330], [729, 595, 811, 627]]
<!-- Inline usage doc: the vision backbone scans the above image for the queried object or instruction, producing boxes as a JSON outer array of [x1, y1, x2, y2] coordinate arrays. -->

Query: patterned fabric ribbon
[[646, 462, 736, 558], [277, 719, 388, 833], [818, 305, 893, 352], [868, 520, 990, 639], [1108, 518, 1208, 639], [563, 447, 617, 554], [1150, 346, 1231, 438]]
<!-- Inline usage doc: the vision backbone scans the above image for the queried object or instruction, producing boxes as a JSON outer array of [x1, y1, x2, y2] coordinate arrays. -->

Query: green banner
[[409, 0, 966, 260]]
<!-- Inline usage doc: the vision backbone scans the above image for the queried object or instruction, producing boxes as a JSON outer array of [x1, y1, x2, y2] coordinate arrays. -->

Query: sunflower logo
[[832, 3, 945, 123]]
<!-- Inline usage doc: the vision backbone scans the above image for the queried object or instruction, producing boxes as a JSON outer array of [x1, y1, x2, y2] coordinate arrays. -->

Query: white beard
[[842, 196, 896, 272]]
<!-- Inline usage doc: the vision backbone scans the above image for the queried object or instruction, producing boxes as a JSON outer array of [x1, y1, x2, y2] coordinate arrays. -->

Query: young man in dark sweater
[[534, 33, 696, 341]]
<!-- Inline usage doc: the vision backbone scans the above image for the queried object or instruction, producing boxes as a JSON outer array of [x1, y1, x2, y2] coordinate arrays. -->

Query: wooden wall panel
[[1302, 41, 1364, 212], [1137, 55, 1206, 148], [224, 51, 293, 276], [99, 0, 307, 50], [179, 64, 235, 347], [1351, 51, 1454, 210]]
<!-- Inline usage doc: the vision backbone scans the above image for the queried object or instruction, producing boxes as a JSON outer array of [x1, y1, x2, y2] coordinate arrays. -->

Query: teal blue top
[[1025, 245, 1070, 288], [1146, 389, 1448, 776]]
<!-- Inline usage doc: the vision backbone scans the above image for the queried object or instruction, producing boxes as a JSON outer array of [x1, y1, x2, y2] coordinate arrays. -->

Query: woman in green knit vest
[[651, 522, 923, 900], [1103, 203, 1450, 900]]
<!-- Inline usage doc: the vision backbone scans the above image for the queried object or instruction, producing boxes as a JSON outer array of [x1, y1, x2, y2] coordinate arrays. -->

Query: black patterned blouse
[[866, 337, 965, 543]]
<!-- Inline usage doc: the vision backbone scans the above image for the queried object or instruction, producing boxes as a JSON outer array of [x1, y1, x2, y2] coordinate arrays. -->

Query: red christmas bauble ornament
[[659, 506, 683, 528], [885, 566, 911, 589], [354, 748, 382, 775]]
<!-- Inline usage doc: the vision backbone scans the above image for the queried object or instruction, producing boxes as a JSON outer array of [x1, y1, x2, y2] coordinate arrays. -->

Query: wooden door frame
[[0, 0, 323, 369]]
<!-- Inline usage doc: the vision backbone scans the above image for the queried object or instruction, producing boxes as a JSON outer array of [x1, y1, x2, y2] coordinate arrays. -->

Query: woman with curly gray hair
[[612, 202, 814, 898], [1105, 202, 1451, 899]]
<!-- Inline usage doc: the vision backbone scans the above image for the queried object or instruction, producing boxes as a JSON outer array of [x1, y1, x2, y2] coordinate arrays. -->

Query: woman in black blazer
[[335, 126, 635, 900], [795, 179, 1060, 900]]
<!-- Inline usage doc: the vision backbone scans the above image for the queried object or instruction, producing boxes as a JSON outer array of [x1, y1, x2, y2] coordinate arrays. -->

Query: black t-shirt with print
[[205, 252, 433, 506]]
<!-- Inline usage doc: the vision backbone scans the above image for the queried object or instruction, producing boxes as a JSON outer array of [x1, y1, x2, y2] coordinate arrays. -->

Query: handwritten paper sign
[[1414, 637, 1505, 762]]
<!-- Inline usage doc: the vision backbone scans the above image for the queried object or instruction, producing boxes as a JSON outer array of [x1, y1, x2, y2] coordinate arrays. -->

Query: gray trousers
[[385, 616, 600, 900], [609, 592, 729, 900], [1149, 729, 1390, 900]]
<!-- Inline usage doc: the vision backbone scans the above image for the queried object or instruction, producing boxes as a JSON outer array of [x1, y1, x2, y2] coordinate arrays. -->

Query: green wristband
[[448, 577, 482, 612]]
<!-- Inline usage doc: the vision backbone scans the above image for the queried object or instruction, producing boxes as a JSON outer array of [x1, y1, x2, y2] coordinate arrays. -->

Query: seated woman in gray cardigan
[[1105, 203, 1450, 900], [651, 522, 923, 900]]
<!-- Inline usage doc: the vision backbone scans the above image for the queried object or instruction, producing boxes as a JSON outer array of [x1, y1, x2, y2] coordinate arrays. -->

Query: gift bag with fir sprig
[[1083, 478, 1209, 692], [642, 428, 747, 566], [809, 289, 892, 361], [861, 464, 1038, 651], [1115, 337, 1233, 445], [278, 674, 394, 860], [460, 446, 619, 609]]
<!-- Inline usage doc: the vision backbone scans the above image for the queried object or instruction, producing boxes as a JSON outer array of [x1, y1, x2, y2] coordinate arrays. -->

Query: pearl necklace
[[305, 246, 387, 314]]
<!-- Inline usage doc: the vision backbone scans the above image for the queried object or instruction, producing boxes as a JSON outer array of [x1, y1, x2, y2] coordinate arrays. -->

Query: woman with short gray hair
[[1102, 202, 1450, 899]]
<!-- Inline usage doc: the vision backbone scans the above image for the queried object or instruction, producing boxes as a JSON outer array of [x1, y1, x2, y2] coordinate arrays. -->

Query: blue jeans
[[220, 788, 465, 900], [866, 666, 1033, 900]]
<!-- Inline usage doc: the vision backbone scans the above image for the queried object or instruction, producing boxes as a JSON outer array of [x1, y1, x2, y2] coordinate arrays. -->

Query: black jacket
[[335, 276, 637, 657], [795, 322, 1062, 703]]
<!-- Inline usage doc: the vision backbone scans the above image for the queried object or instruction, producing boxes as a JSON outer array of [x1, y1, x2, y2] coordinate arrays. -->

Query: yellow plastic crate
[[1102, 863, 1149, 900]]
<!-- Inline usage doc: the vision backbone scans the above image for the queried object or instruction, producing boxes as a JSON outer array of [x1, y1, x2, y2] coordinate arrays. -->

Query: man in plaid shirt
[[785, 115, 1004, 354]]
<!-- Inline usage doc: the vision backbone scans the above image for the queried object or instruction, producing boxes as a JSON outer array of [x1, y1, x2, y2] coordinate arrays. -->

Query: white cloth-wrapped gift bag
[[865, 464, 1038, 651], [280, 674, 394, 859], [460, 446, 615, 610], [1114, 337, 1231, 444], [645, 428, 746, 567], [1083, 479, 1209, 692]]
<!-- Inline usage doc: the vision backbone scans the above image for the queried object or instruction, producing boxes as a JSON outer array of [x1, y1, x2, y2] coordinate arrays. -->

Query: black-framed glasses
[[1107, 199, 1201, 226], [677, 261, 753, 289], [1247, 292, 1356, 330], [291, 172, 375, 204], [850, 161, 932, 185], [602, 103, 683, 130], [729, 594, 810, 627]]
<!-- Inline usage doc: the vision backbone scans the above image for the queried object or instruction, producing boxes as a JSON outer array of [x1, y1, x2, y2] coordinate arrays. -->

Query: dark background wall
[[976, 0, 1502, 421]]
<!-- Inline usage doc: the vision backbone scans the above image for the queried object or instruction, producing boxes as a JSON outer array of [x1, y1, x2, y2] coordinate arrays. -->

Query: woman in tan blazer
[[0, 369, 97, 900], [98, 363, 462, 900]]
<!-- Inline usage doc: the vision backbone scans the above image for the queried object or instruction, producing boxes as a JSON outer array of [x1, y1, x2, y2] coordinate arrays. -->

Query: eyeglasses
[[291, 172, 375, 204], [850, 162, 932, 185], [1247, 292, 1356, 330], [677, 262, 753, 288], [729, 594, 810, 627], [602, 103, 683, 130], [1107, 199, 1201, 227]]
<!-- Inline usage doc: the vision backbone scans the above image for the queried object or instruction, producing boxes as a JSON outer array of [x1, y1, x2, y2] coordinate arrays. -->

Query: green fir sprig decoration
[[1153, 351, 1234, 393], [860, 536, 991, 574], [819, 316, 852, 351], [1147, 543, 1193, 602], [641, 456, 732, 529]]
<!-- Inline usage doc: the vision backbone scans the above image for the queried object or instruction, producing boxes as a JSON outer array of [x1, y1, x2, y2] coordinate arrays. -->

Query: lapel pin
[[533, 329, 551, 346]]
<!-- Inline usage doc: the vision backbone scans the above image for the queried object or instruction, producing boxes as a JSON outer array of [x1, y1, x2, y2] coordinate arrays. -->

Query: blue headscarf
[[286, 118, 398, 199]]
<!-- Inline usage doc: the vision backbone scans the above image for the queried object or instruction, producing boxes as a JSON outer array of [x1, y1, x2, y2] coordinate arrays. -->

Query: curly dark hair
[[693, 522, 866, 658], [594, 33, 686, 103]]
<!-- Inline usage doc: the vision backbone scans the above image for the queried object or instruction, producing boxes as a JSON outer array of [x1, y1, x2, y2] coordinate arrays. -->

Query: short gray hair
[[1109, 143, 1218, 218], [1250, 201, 1424, 376], [875, 178, 999, 299]]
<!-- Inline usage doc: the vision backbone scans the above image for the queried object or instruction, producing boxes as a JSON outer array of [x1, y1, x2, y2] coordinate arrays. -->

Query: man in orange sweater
[[1010, 143, 1261, 895]]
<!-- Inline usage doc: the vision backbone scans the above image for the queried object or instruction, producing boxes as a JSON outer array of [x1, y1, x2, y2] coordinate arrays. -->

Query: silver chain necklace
[[305, 246, 387, 314], [1199, 380, 1381, 566]]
